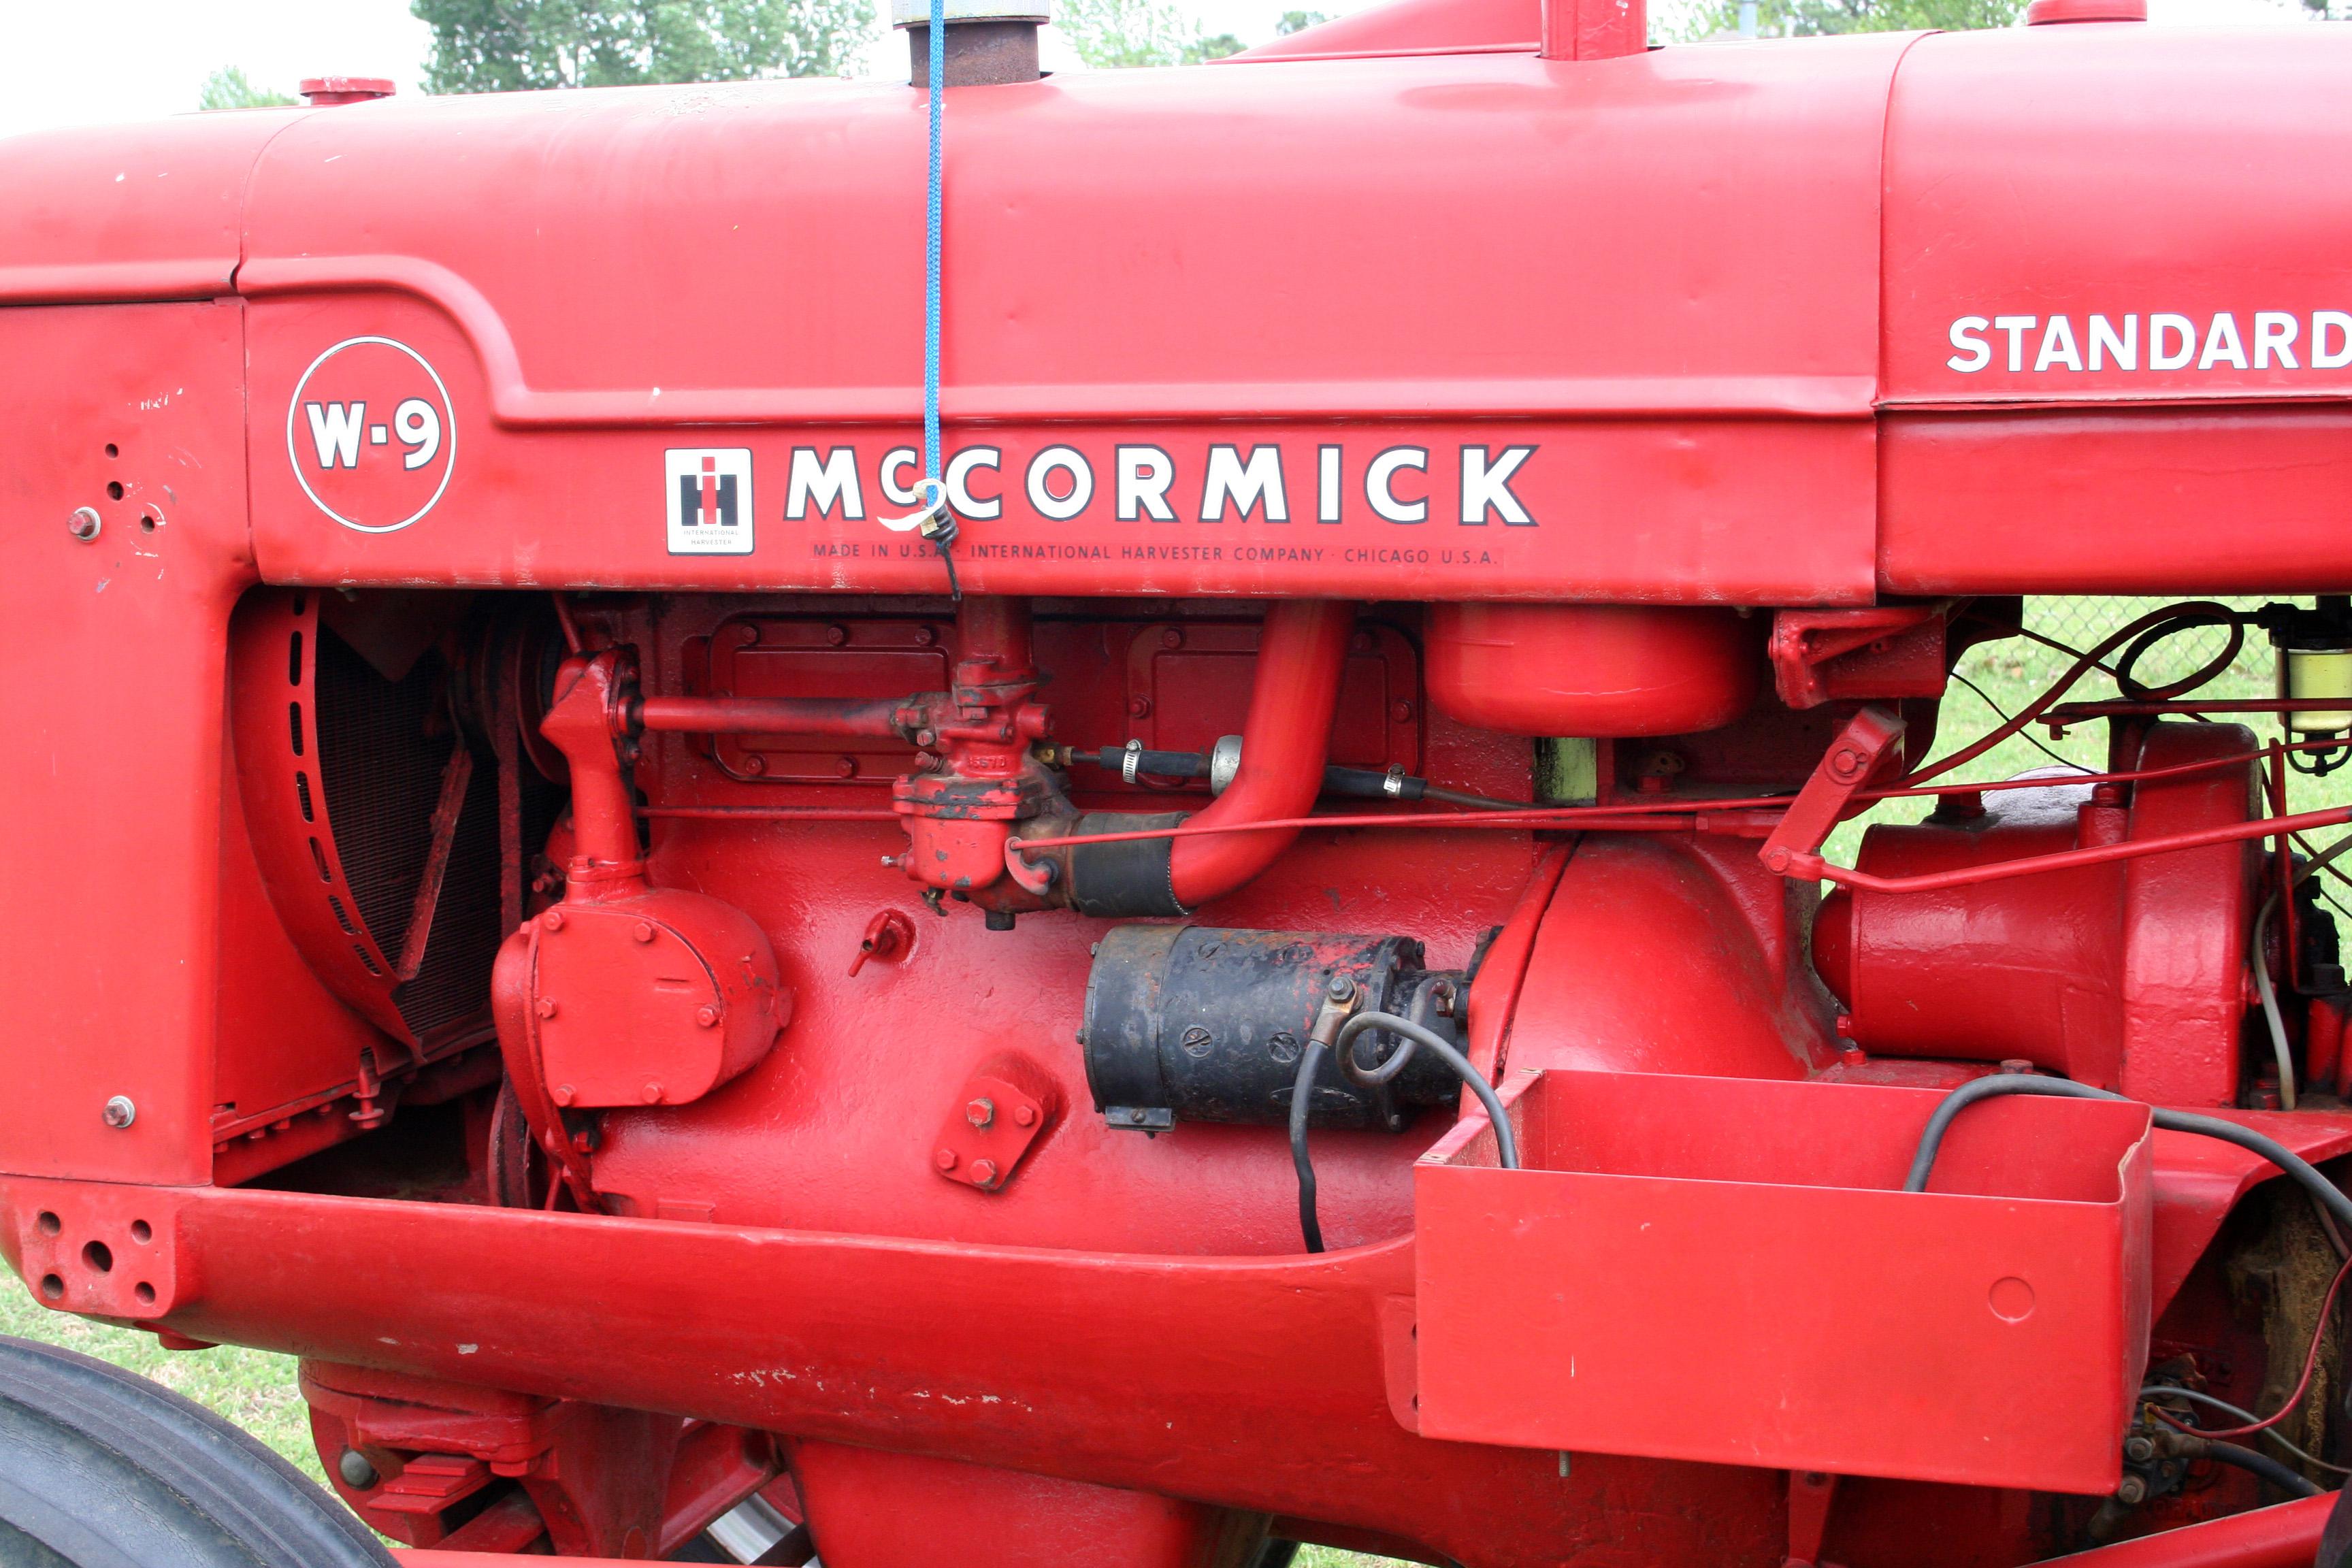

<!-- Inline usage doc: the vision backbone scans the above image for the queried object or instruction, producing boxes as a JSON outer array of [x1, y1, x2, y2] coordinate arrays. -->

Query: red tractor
[[6, 0, 2352, 1562]]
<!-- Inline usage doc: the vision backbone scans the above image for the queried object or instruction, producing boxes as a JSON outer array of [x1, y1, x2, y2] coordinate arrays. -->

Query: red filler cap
[[299, 77, 397, 105], [2025, 0, 2146, 22]]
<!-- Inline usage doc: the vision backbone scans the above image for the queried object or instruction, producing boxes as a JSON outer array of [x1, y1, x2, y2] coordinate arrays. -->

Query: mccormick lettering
[[775, 443, 1541, 529]]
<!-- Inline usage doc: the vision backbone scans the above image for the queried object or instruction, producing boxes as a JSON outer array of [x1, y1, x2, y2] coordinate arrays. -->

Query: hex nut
[[102, 1096, 136, 1129], [68, 507, 101, 542]]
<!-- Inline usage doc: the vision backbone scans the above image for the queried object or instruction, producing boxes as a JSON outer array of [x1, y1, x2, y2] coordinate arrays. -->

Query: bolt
[[917, 729, 938, 747], [966, 1097, 996, 1128], [67, 507, 101, 542], [536, 997, 558, 1019], [913, 626, 937, 647], [1392, 700, 1415, 723], [836, 757, 859, 779], [742, 753, 768, 777], [1999, 1058, 2035, 1077], [633, 921, 655, 943], [1763, 846, 1792, 874], [1834, 1013, 1854, 1038], [1127, 696, 1152, 719], [2123, 1434, 2157, 1463], [1829, 748, 1863, 781], [826, 623, 849, 647], [881, 854, 900, 868], [1326, 974, 1356, 1002], [641, 1081, 663, 1104], [553, 1083, 576, 1107], [696, 1004, 721, 1028], [1013, 1103, 1037, 1128], [541, 909, 564, 931], [338, 1449, 380, 1489], [2115, 1473, 2149, 1506], [1160, 627, 1183, 650], [102, 1095, 136, 1129], [934, 1147, 959, 1171], [970, 1158, 999, 1186]]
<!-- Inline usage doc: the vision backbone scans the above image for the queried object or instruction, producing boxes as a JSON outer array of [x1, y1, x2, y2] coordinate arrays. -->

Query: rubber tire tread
[[0, 1333, 395, 1568]]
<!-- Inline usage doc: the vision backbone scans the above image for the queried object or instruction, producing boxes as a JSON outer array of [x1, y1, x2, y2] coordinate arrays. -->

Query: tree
[[197, 67, 295, 110], [1055, 0, 1245, 64], [1275, 10, 1328, 32], [1673, 0, 2019, 35], [411, 0, 873, 93]]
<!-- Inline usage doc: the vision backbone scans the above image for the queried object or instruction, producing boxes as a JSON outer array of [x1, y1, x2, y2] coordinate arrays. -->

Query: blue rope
[[924, 0, 944, 491], [921, 0, 958, 595]]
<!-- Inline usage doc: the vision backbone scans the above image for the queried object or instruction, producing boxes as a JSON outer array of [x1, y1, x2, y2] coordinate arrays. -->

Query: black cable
[[1906, 1075, 2352, 1236], [2198, 1439, 2326, 1499], [1288, 1039, 1328, 1255], [1290, 1011, 1520, 1254]]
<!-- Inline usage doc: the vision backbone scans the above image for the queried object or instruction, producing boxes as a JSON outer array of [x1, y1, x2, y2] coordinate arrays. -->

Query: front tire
[[0, 1333, 395, 1568]]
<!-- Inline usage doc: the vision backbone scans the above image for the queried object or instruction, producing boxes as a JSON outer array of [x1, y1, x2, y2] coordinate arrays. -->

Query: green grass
[[0, 1277, 325, 1484]]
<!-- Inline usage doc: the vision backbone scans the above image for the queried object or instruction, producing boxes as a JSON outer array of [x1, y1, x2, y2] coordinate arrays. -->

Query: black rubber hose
[[2198, 1439, 2326, 1499], [1292, 1011, 1520, 1254], [1905, 1075, 2352, 1236]]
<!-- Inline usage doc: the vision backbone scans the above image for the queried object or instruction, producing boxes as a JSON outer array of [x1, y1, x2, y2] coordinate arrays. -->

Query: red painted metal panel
[[220, 43, 1899, 602], [1879, 410, 2352, 595], [0, 302, 255, 1185], [2039, 1494, 2334, 1568], [1414, 1071, 2152, 1492], [0, 114, 291, 304], [1882, 28, 2352, 410]]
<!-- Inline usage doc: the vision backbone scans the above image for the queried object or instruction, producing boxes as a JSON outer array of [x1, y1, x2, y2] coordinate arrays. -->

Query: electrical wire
[[2196, 1440, 2328, 1498], [1947, 669, 2087, 774], [1289, 1011, 1518, 1254], [2139, 1388, 2352, 1475], [1910, 1075, 2352, 1452], [1906, 601, 2247, 787]]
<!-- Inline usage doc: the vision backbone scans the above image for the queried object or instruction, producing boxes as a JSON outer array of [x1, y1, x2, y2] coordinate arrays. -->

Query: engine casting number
[[286, 336, 457, 534]]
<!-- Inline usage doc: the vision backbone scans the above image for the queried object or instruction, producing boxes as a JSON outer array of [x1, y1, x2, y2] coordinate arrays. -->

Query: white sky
[[0, 0, 2313, 142]]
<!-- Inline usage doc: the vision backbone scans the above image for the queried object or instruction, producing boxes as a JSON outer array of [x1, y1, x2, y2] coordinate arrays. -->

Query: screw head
[[553, 1083, 576, 1107], [970, 1158, 999, 1186], [743, 753, 768, 776], [836, 757, 858, 779], [2123, 1435, 2157, 1463], [934, 1147, 959, 1171], [1013, 1104, 1037, 1128], [67, 507, 101, 542], [338, 1449, 380, 1489], [101, 1095, 136, 1129], [1159, 627, 1183, 650], [1326, 974, 1356, 1002], [966, 1097, 996, 1128], [541, 909, 565, 931], [2116, 1473, 2149, 1505], [695, 1004, 721, 1028], [633, 921, 655, 943], [535, 997, 559, 1019], [1127, 696, 1152, 719], [640, 1081, 663, 1104]]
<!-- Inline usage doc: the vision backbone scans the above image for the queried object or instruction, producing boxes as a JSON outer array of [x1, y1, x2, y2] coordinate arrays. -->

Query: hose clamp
[[1121, 738, 1143, 785], [1383, 764, 1407, 799]]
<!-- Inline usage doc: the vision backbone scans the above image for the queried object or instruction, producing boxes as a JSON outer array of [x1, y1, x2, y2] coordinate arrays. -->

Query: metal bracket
[[1758, 706, 1907, 880]]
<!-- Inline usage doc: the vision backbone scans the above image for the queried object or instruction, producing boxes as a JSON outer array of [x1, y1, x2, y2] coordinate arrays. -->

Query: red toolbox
[[1414, 1070, 2153, 1492]]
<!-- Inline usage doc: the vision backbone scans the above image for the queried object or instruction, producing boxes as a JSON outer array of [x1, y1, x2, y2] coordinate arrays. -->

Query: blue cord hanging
[[921, 0, 960, 598]]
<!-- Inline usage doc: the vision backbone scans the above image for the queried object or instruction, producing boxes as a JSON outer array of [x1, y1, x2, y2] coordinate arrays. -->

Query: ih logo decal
[[286, 337, 456, 534], [665, 448, 754, 555]]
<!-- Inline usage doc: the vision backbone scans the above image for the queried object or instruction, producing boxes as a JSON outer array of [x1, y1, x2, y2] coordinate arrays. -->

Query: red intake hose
[[1167, 600, 1353, 909]]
